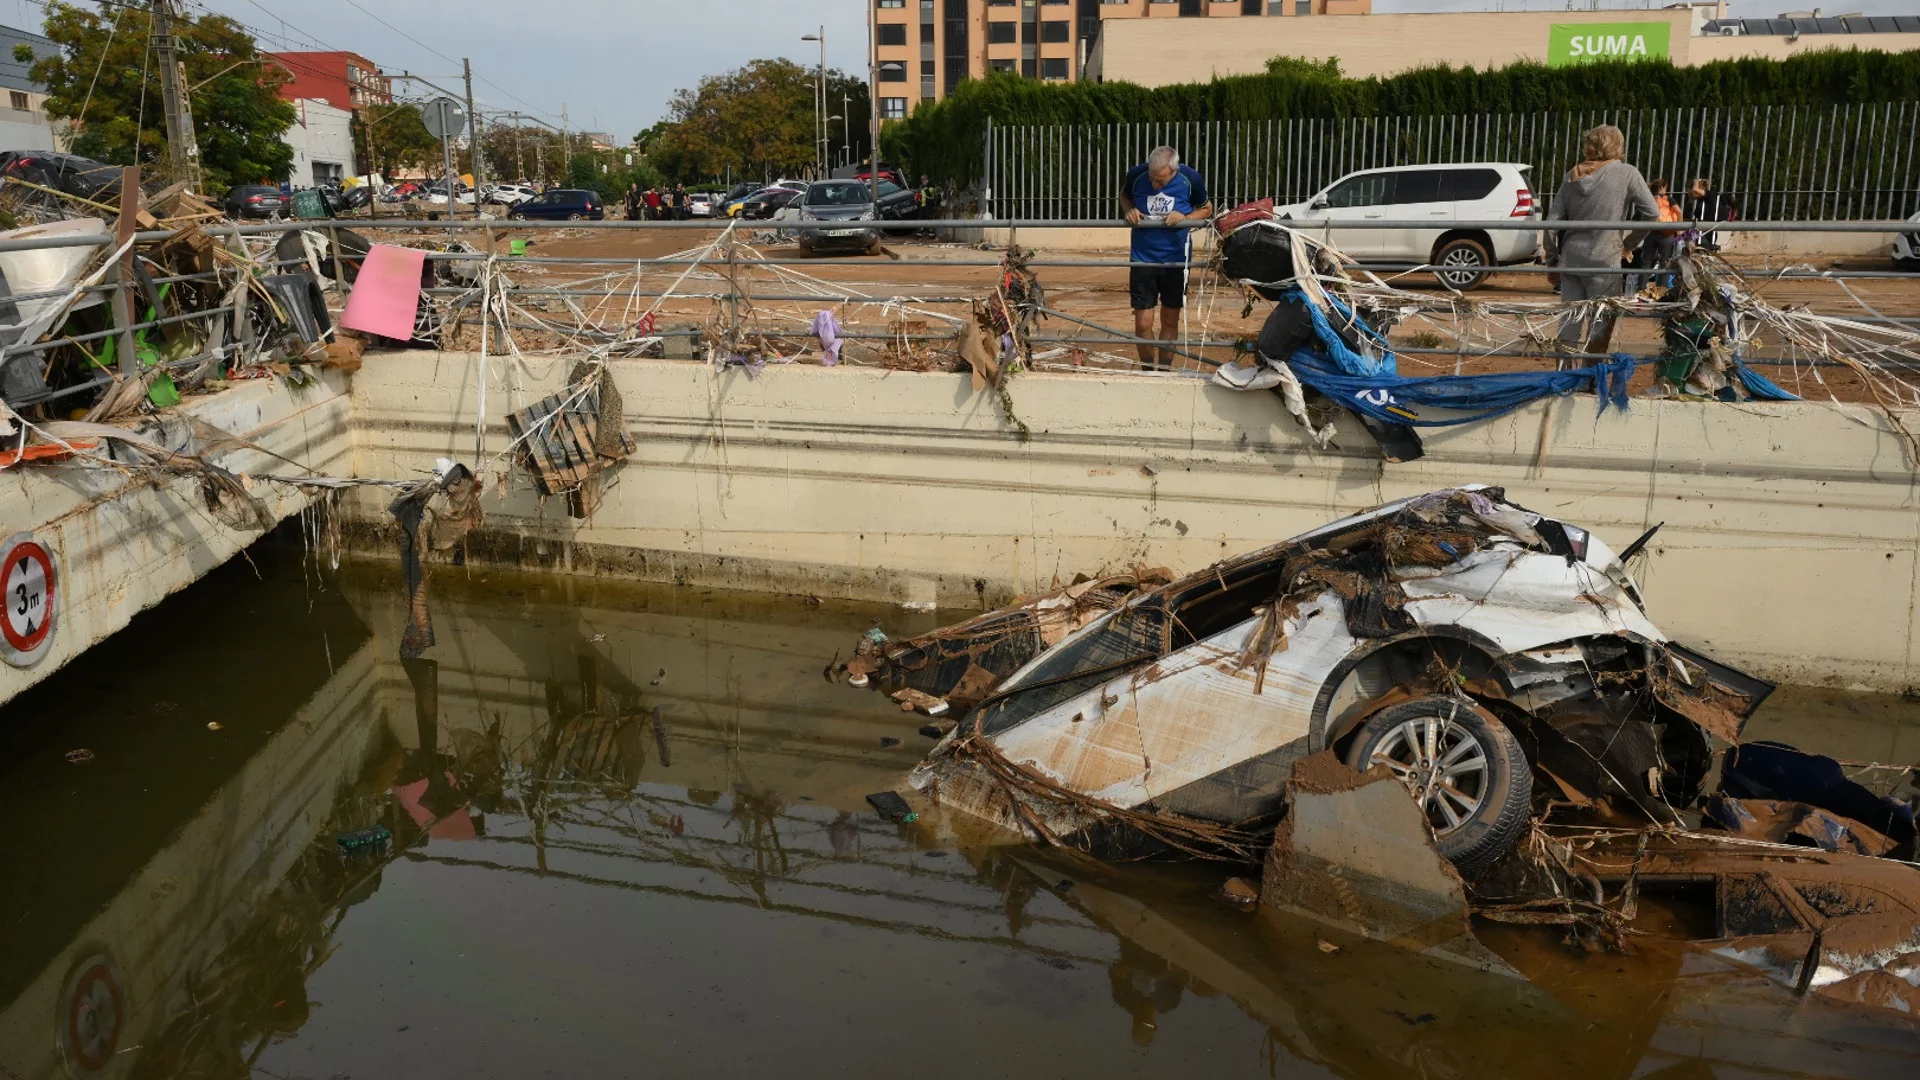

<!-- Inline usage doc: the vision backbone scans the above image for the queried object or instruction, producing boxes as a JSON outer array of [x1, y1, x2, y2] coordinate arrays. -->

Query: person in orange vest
[[1628, 178, 1685, 292]]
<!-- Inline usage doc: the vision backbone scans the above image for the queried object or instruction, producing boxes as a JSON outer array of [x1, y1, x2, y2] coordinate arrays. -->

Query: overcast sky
[[5, 0, 1910, 141]]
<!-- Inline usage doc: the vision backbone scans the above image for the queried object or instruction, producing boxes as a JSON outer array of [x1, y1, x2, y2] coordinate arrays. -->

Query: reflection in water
[[1, 552, 1917, 1078]]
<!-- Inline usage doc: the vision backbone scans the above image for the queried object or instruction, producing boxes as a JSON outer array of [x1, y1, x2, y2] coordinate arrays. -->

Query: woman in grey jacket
[[1544, 124, 1659, 361]]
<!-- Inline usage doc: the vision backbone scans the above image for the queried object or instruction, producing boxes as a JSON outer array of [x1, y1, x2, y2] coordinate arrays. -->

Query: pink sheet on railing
[[339, 243, 426, 339]]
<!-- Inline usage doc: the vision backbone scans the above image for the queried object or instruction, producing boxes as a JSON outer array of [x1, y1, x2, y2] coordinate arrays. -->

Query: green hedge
[[884, 49, 1920, 185]]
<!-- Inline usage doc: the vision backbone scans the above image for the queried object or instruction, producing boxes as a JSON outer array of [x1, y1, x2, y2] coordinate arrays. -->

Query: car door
[[1308, 171, 1390, 257], [1383, 168, 1450, 265]]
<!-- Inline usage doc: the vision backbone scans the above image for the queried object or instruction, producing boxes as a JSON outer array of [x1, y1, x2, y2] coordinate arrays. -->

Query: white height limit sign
[[2, 532, 57, 667]]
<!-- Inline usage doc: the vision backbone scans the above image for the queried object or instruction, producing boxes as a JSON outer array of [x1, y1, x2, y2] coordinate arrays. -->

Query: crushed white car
[[843, 487, 1772, 872]]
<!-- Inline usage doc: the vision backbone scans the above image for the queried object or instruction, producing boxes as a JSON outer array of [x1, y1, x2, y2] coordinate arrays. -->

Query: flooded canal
[[3, 545, 1919, 1078]]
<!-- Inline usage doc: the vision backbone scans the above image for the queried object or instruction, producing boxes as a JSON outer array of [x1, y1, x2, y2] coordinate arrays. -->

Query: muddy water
[[2, 548, 1918, 1079]]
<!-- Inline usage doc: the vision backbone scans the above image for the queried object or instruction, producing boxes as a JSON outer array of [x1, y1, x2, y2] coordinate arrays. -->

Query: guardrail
[[2, 214, 1915, 413]]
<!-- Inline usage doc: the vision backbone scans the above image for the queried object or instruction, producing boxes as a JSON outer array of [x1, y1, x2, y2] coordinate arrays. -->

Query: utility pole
[[151, 0, 201, 190], [561, 104, 571, 177], [462, 58, 486, 194], [867, 8, 879, 206]]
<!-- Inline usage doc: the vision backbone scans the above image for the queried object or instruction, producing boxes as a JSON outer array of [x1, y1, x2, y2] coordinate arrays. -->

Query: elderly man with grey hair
[[1121, 146, 1212, 370]]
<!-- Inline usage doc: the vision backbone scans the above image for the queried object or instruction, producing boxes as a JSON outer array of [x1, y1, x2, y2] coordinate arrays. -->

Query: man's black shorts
[[1129, 265, 1186, 311]]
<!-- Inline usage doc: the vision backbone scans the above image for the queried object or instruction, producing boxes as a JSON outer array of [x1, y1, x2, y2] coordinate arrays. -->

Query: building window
[[8, 91, 27, 111], [921, 59, 936, 76], [879, 61, 908, 81], [988, 0, 1014, 5], [1022, 58, 1036, 78], [987, 21, 1017, 43], [877, 23, 907, 45], [1295, 0, 1310, 11], [881, 97, 907, 119], [1040, 20, 1069, 41], [989, 59, 1016, 73], [878, 0, 905, 6], [1041, 58, 1069, 79]]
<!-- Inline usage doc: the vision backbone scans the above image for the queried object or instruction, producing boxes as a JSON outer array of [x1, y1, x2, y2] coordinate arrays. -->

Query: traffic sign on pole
[[420, 96, 466, 140]]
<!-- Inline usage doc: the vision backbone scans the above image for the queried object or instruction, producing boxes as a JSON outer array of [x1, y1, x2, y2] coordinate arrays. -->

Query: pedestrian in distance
[[1686, 178, 1738, 252], [624, 182, 642, 221], [1119, 146, 1213, 371], [1626, 178, 1685, 292], [672, 184, 689, 221], [644, 187, 663, 221], [1544, 123, 1658, 362]]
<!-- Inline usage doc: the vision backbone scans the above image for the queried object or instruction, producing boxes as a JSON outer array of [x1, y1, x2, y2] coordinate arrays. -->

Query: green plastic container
[[509, 239, 528, 256]]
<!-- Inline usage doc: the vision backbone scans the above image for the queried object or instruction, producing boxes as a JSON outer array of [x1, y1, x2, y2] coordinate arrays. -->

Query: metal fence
[[983, 103, 1920, 222]]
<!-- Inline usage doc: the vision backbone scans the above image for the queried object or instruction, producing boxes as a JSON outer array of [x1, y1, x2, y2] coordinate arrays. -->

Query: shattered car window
[[1718, 875, 1803, 937], [975, 604, 1168, 737]]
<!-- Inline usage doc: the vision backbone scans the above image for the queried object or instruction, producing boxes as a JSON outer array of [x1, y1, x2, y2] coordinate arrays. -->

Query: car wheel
[[796, 237, 812, 258], [1343, 696, 1531, 875], [567, 212, 583, 221], [1432, 237, 1493, 291]]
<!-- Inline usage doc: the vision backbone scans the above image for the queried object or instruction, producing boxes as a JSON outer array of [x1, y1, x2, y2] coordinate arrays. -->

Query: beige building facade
[[1088, 7, 1920, 86], [871, 0, 1372, 116]]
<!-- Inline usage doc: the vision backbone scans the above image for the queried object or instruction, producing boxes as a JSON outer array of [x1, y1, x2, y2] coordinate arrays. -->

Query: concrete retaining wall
[[0, 371, 353, 703], [345, 351, 1920, 693]]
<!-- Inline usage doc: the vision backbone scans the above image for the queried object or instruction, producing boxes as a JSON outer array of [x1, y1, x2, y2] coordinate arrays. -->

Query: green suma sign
[[1548, 22, 1673, 67]]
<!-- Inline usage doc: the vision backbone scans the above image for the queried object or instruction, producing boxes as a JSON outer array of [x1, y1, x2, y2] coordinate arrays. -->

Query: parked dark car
[[795, 180, 888, 256], [224, 184, 289, 219], [507, 188, 604, 221], [871, 178, 921, 220], [738, 187, 799, 220], [0, 151, 123, 203]]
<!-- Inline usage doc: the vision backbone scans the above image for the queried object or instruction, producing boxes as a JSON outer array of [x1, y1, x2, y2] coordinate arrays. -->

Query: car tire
[[796, 237, 813, 258], [567, 213, 583, 221], [1432, 237, 1493, 291], [1342, 696, 1531, 875]]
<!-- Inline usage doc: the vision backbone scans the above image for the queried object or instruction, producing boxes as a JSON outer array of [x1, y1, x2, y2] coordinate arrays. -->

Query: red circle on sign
[[62, 961, 124, 1072], [2, 540, 55, 652]]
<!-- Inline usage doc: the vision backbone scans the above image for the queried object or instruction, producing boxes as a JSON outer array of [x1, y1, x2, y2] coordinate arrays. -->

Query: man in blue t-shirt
[[1121, 147, 1212, 371]]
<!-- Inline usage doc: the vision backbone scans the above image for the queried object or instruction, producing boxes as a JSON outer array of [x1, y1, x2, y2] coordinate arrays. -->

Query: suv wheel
[[567, 212, 583, 221], [1343, 696, 1531, 875], [1432, 237, 1492, 291]]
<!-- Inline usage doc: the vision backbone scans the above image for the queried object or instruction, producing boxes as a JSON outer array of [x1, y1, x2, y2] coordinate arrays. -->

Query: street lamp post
[[801, 28, 825, 178]]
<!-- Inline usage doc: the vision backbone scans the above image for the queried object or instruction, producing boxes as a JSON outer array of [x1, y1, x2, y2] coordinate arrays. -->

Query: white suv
[[1894, 210, 1920, 272], [1275, 163, 1540, 290]]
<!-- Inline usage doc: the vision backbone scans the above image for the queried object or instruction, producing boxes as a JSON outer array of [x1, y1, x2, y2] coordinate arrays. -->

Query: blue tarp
[[1270, 286, 1795, 427], [1286, 347, 1645, 427]]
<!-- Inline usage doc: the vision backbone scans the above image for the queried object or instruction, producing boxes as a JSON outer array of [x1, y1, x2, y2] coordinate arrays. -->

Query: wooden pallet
[[505, 385, 634, 498]]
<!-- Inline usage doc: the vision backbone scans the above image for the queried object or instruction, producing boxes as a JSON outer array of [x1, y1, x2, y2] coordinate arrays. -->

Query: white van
[[1275, 163, 1540, 290]]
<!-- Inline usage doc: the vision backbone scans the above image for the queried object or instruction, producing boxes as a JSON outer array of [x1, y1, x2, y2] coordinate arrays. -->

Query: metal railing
[[1, 214, 1916, 413], [983, 104, 1920, 222]]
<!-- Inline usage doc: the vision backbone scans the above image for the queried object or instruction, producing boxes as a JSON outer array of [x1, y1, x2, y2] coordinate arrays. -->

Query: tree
[[32, 1, 294, 189], [356, 102, 441, 180], [646, 58, 870, 185]]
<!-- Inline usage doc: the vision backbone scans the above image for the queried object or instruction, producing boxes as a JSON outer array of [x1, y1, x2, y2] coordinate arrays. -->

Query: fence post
[[111, 165, 141, 379]]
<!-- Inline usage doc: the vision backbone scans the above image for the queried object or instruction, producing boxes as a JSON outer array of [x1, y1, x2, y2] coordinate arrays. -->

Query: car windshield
[[877, 180, 905, 197], [806, 183, 870, 207]]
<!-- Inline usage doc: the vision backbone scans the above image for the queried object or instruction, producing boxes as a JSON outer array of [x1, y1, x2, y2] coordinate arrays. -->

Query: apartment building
[[871, 0, 1369, 117], [0, 24, 60, 153], [265, 52, 393, 113]]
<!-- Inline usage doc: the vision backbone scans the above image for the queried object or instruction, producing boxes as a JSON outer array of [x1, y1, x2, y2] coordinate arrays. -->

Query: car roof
[[1341, 163, 1529, 175]]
